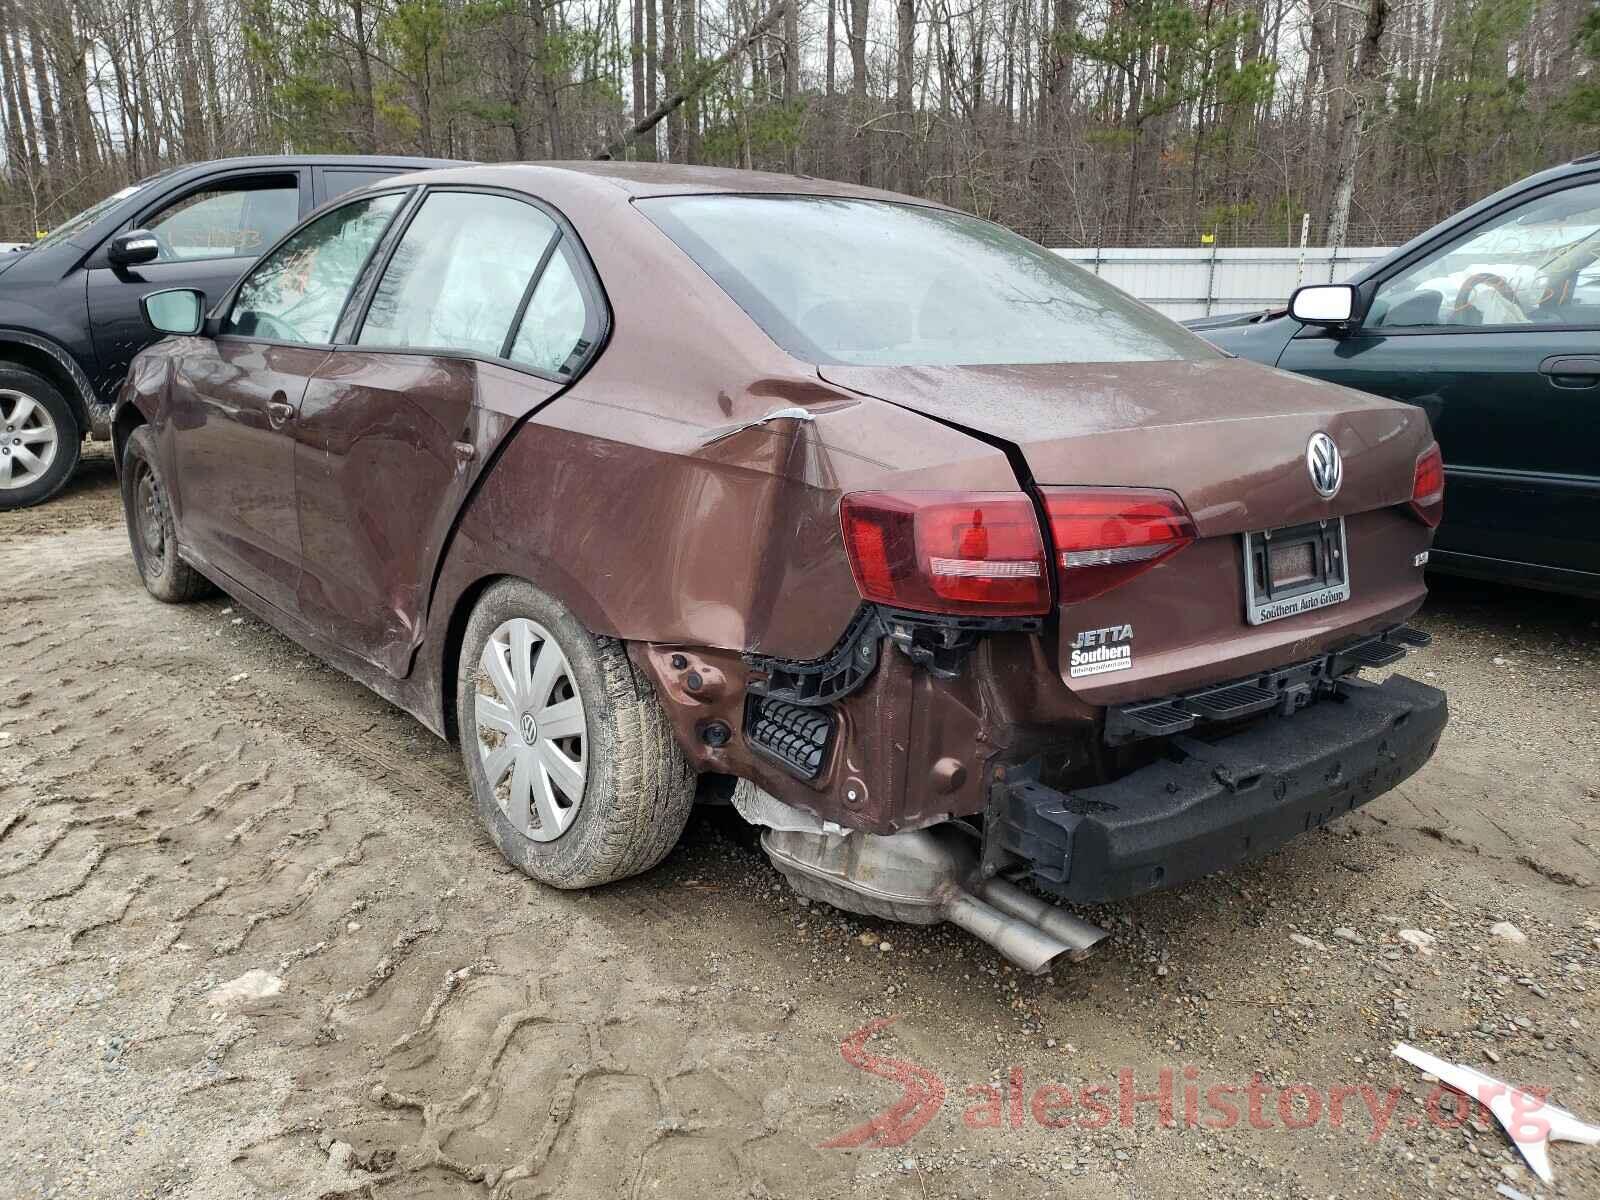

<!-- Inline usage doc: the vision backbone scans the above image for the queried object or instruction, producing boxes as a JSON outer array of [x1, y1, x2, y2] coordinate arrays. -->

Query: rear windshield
[[640, 195, 1217, 366]]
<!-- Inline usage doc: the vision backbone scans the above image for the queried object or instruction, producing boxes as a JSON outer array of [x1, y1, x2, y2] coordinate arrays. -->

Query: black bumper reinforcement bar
[[985, 673, 1447, 904]]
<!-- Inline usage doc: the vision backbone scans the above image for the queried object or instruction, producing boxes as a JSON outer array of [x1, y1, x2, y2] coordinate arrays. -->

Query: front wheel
[[120, 425, 213, 602], [0, 366, 80, 510], [456, 578, 696, 888]]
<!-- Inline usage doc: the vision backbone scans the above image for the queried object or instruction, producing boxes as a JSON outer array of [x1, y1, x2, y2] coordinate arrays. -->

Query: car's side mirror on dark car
[[1288, 283, 1361, 329], [107, 229, 161, 268], [142, 288, 206, 336]]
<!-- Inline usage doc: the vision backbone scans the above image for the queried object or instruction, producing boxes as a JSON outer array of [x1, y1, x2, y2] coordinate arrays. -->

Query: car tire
[[121, 425, 213, 603], [0, 365, 81, 511], [457, 578, 696, 889]]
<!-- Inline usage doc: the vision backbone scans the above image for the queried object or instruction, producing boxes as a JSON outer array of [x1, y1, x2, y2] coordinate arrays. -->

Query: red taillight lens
[[839, 491, 1051, 615], [1040, 487, 1197, 604], [1410, 443, 1444, 527]]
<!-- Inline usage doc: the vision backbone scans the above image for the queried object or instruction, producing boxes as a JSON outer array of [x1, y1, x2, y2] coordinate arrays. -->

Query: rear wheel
[[457, 578, 696, 888], [121, 425, 212, 602], [0, 366, 80, 510]]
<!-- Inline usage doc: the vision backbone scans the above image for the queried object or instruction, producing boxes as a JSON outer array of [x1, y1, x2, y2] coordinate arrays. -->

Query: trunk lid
[[821, 358, 1435, 702]]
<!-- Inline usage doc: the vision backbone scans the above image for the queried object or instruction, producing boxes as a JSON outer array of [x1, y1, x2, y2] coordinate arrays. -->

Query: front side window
[[359, 191, 558, 357], [640, 195, 1217, 366], [144, 177, 299, 261], [1370, 181, 1600, 329], [223, 192, 404, 345]]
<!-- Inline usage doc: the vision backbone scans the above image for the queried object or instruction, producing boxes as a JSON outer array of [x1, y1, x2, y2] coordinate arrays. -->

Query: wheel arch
[[110, 399, 150, 474], [0, 330, 99, 436], [438, 572, 508, 743]]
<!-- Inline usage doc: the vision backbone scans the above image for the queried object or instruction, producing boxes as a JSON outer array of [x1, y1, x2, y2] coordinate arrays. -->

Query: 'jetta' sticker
[[1069, 624, 1134, 678]]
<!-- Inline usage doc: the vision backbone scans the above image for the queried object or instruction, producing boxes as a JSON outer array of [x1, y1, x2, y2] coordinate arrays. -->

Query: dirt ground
[[2, 445, 1597, 1200]]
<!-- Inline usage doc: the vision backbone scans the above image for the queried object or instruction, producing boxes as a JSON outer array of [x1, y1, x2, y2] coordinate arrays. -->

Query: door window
[[358, 191, 559, 357], [1370, 181, 1600, 329], [142, 176, 299, 261], [223, 192, 405, 345], [508, 243, 591, 374]]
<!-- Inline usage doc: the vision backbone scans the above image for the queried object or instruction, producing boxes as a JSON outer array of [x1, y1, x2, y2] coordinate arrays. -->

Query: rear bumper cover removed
[[986, 674, 1448, 903]]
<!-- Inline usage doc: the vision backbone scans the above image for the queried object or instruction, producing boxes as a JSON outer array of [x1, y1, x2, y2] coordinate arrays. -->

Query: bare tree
[[2, 0, 1596, 250], [1324, 0, 1389, 252]]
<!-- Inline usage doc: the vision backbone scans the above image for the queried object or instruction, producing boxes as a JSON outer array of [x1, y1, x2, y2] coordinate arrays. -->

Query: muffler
[[736, 784, 1106, 974]]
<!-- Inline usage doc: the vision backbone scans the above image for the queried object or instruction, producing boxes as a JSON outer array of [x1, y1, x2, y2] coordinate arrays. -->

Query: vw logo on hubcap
[[1306, 432, 1343, 499], [519, 712, 539, 743]]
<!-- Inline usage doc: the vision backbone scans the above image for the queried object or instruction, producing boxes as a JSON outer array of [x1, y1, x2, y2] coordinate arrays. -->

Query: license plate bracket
[[1242, 519, 1350, 626]]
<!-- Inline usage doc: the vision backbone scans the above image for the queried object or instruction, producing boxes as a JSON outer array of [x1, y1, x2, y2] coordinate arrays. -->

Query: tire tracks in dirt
[[4, 489, 1599, 1200], [0, 526, 835, 1199]]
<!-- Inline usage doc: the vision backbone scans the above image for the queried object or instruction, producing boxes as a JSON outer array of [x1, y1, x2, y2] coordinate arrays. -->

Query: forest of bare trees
[[1, 0, 1598, 247]]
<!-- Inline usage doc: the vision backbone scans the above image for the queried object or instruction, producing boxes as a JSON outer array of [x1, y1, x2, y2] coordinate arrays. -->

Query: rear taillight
[[839, 491, 1051, 615], [1040, 487, 1197, 604], [1410, 443, 1444, 527]]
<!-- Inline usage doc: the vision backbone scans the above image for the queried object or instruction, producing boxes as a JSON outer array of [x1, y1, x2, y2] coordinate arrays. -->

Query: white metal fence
[[1051, 245, 1395, 321]]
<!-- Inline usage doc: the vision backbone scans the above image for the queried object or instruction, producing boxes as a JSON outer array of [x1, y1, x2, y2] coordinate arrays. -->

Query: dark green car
[[1192, 154, 1600, 598]]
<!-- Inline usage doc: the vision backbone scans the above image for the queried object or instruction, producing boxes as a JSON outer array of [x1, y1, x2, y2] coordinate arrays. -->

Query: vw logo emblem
[[519, 712, 538, 742], [1306, 432, 1343, 499]]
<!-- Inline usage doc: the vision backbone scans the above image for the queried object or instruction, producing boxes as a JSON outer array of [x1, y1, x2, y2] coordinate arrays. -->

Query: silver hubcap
[[0, 389, 58, 490], [474, 617, 587, 842]]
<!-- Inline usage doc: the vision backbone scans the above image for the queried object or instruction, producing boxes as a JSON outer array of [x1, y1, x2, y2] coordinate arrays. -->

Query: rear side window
[[640, 195, 1217, 367], [508, 244, 590, 374], [359, 191, 558, 357], [324, 169, 404, 203], [224, 192, 404, 345]]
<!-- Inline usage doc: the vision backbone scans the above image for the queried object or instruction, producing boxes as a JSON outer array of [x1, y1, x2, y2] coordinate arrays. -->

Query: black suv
[[0, 154, 462, 509]]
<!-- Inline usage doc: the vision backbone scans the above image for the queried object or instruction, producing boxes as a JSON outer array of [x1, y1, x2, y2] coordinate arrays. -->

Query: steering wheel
[[242, 311, 304, 342], [147, 228, 178, 261], [1452, 271, 1529, 320]]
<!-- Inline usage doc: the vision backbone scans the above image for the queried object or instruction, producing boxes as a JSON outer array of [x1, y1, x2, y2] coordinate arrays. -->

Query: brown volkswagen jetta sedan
[[114, 163, 1448, 973]]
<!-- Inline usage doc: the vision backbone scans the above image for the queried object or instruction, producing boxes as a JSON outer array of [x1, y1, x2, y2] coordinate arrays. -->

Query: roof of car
[[376, 160, 949, 207]]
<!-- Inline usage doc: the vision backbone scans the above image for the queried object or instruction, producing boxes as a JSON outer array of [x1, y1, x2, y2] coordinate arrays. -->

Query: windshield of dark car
[[639, 195, 1218, 366], [25, 178, 160, 254]]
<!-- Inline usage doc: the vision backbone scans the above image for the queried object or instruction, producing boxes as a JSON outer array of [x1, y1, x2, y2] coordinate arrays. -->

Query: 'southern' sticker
[[1069, 623, 1134, 678]]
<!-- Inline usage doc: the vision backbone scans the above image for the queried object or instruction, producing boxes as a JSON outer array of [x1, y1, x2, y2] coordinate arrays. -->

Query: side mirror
[[1289, 283, 1360, 328], [108, 229, 161, 267], [142, 288, 206, 336]]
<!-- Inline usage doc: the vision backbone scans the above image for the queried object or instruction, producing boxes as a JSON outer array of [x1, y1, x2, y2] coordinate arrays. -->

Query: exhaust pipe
[[738, 785, 1107, 974], [943, 891, 1087, 974], [976, 877, 1107, 963]]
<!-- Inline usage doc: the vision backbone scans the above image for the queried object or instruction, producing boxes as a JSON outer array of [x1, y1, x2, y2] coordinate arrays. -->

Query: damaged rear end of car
[[627, 191, 1449, 975]]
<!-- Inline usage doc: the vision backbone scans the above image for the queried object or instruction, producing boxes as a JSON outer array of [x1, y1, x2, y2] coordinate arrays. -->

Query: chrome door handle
[[267, 401, 295, 428], [452, 441, 476, 465]]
